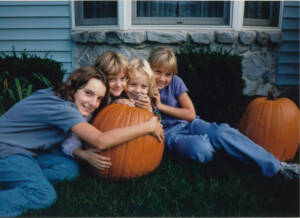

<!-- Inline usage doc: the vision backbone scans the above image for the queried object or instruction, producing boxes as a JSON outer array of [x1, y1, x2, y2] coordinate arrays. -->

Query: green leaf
[[15, 78, 23, 100]]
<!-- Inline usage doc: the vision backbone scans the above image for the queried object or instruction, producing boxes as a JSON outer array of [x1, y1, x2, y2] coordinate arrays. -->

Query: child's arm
[[61, 131, 112, 170], [72, 116, 164, 151], [154, 91, 196, 121]]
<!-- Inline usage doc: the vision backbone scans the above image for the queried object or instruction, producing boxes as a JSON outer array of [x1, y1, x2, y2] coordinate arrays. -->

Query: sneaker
[[279, 162, 300, 180]]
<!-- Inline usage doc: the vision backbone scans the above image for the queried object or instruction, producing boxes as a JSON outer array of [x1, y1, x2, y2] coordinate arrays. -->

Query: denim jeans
[[0, 149, 79, 217], [165, 118, 280, 177]]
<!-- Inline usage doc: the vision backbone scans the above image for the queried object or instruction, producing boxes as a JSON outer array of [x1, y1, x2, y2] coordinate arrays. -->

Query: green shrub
[[176, 42, 247, 125], [0, 50, 65, 113]]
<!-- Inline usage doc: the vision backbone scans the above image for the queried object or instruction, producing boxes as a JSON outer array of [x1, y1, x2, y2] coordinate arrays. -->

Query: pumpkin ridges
[[280, 98, 299, 160], [239, 96, 299, 161], [89, 104, 164, 179]]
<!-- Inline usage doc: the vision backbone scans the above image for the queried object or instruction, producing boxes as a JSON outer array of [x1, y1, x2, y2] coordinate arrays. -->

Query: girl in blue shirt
[[0, 66, 163, 217], [148, 46, 299, 179]]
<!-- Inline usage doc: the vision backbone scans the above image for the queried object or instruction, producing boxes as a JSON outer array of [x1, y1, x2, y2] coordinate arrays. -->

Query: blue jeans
[[0, 149, 79, 217], [165, 118, 280, 177]]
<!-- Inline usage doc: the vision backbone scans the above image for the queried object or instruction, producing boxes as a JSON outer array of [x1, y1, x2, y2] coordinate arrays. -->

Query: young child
[[148, 46, 299, 179], [62, 53, 154, 167], [61, 51, 130, 169], [113, 58, 157, 113]]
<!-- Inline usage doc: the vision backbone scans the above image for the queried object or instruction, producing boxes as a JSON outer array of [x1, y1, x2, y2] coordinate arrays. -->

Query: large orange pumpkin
[[88, 104, 164, 180], [239, 91, 299, 161]]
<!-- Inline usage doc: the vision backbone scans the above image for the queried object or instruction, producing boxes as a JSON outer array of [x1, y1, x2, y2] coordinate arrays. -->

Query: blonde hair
[[94, 51, 130, 77], [148, 46, 178, 74], [128, 58, 157, 99]]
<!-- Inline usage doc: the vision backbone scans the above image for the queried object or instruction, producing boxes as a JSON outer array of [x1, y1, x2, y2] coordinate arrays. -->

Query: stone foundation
[[71, 30, 282, 96]]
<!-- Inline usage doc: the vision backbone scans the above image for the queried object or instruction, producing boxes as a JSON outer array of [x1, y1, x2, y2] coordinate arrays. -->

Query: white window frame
[[71, 0, 283, 31]]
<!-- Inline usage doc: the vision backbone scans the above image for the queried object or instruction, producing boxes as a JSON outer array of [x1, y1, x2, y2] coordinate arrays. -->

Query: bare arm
[[155, 91, 196, 121], [71, 116, 163, 151]]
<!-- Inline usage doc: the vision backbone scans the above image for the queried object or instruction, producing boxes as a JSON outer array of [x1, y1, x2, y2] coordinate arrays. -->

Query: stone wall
[[71, 30, 282, 96]]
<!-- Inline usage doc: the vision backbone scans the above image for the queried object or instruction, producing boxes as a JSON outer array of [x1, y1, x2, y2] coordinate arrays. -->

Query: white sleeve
[[61, 114, 92, 157], [61, 133, 83, 157]]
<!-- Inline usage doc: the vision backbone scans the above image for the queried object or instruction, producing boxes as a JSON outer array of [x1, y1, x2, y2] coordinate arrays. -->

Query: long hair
[[53, 66, 110, 111]]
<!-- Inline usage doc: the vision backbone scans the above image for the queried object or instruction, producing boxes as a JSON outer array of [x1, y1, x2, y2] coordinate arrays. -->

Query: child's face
[[107, 71, 127, 97], [73, 78, 106, 117], [126, 73, 149, 100], [152, 66, 173, 90]]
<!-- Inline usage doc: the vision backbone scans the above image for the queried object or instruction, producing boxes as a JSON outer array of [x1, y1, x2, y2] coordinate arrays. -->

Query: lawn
[[22, 87, 300, 217], [23, 151, 299, 217]]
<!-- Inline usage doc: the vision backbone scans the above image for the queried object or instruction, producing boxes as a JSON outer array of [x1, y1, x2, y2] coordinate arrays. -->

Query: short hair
[[148, 46, 178, 74], [53, 66, 109, 111], [94, 51, 130, 77], [128, 58, 157, 99]]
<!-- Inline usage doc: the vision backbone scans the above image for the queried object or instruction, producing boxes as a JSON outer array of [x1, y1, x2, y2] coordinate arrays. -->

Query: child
[[113, 58, 157, 113], [0, 66, 164, 217], [62, 53, 154, 168], [148, 46, 299, 179]]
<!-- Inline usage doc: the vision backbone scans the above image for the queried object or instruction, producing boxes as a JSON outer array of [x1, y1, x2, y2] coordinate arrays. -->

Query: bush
[[176, 42, 248, 125], [0, 50, 65, 114]]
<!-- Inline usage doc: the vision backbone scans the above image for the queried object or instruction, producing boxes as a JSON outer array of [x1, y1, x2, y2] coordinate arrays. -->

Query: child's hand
[[112, 98, 136, 107], [135, 95, 153, 112], [153, 90, 161, 108], [83, 148, 112, 171], [148, 116, 164, 142]]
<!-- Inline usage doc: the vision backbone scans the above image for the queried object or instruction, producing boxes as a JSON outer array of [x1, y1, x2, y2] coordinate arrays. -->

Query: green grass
[[23, 153, 299, 217]]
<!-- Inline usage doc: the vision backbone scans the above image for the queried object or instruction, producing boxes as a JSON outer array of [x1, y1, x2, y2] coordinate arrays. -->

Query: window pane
[[134, 0, 230, 25], [137, 1, 225, 17], [83, 1, 117, 19], [244, 1, 280, 26], [75, 1, 117, 26]]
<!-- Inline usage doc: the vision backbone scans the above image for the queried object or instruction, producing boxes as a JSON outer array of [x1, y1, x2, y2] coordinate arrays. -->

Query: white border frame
[[71, 0, 283, 32]]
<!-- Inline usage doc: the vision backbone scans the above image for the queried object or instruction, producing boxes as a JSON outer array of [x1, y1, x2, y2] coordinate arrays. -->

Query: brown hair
[[94, 51, 130, 77], [53, 66, 110, 110], [148, 46, 178, 74]]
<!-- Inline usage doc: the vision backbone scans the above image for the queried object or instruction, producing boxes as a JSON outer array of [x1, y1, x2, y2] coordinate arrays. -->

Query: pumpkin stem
[[267, 87, 276, 100]]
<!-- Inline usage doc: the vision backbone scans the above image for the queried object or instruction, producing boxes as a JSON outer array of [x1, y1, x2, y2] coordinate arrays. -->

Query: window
[[75, 1, 117, 26], [132, 1, 231, 25], [243, 1, 280, 26]]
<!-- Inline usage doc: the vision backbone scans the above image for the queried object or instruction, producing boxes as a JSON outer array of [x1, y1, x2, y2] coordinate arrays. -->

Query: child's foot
[[279, 162, 300, 180]]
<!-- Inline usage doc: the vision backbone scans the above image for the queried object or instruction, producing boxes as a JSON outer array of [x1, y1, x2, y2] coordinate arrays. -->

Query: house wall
[[276, 1, 299, 85], [0, 1, 297, 96], [0, 1, 73, 74], [72, 30, 282, 96]]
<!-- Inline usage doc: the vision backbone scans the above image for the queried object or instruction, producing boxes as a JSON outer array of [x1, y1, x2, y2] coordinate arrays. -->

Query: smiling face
[[73, 78, 107, 117], [126, 72, 149, 100], [152, 66, 173, 90], [107, 71, 127, 97]]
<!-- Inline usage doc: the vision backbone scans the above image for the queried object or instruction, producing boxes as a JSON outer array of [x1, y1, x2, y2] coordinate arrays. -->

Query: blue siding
[[276, 1, 300, 85], [0, 1, 72, 73]]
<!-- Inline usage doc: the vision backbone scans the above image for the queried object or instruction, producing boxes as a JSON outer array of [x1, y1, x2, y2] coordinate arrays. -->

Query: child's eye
[[121, 76, 127, 81], [85, 90, 92, 95]]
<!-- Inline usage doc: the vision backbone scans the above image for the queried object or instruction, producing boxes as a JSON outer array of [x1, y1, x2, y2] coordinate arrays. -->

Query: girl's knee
[[22, 181, 57, 209], [191, 145, 215, 163], [172, 134, 216, 163]]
